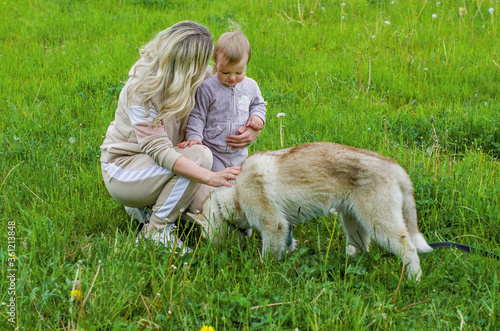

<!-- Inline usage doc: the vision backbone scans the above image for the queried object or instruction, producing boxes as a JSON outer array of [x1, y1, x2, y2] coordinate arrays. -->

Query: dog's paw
[[346, 244, 358, 257]]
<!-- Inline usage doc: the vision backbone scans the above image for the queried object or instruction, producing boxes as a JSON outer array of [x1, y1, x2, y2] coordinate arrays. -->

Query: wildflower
[[384, 20, 391, 25], [372, 35, 376, 39], [200, 327, 215, 331], [432, 14, 437, 19], [70, 289, 82, 301], [489, 8, 494, 14], [341, 3, 345, 7], [277, 113, 286, 148], [69, 137, 76, 144]]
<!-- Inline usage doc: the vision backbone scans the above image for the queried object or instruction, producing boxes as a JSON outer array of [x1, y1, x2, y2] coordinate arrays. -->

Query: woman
[[100, 21, 260, 254]]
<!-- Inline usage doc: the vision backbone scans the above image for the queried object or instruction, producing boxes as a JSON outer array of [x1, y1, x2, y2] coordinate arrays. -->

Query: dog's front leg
[[260, 218, 290, 260]]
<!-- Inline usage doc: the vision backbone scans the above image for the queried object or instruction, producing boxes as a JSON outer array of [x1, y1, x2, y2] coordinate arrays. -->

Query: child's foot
[[137, 223, 193, 255]]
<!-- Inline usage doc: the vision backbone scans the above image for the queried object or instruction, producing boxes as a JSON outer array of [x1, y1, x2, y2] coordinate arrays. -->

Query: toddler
[[178, 30, 267, 171]]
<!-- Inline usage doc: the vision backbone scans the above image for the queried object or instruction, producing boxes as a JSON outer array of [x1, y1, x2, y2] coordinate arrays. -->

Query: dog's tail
[[400, 172, 433, 253]]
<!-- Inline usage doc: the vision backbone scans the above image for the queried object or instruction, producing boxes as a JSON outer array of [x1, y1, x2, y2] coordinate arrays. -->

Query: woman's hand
[[207, 166, 241, 187], [172, 156, 240, 187], [226, 126, 261, 149]]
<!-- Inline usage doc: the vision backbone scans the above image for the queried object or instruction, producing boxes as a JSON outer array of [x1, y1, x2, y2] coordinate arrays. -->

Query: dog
[[202, 142, 432, 280]]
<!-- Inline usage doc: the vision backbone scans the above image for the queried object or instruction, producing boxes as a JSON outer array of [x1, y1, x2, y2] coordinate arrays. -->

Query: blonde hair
[[213, 29, 251, 72], [130, 21, 213, 124]]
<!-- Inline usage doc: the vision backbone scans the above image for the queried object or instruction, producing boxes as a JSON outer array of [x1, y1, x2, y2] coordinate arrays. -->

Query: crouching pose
[[202, 142, 433, 280], [100, 22, 264, 254]]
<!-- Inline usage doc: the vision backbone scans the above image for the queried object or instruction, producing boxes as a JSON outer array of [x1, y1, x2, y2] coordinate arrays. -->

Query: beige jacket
[[100, 60, 202, 171]]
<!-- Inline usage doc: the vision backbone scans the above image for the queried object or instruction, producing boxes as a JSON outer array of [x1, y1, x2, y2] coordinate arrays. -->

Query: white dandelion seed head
[[69, 137, 76, 144], [432, 14, 437, 19], [489, 8, 494, 14], [341, 3, 345, 7], [384, 20, 391, 25], [372, 35, 376, 39], [277, 113, 286, 119]]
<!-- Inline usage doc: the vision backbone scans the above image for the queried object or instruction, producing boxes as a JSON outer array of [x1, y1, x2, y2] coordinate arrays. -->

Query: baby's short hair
[[213, 31, 251, 66]]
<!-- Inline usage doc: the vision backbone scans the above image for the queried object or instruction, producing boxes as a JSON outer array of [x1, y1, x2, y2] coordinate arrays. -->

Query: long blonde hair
[[130, 21, 213, 124]]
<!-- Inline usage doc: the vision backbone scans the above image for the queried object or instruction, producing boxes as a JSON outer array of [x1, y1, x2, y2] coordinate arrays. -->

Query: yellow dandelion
[[70, 289, 82, 301], [200, 326, 215, 331]]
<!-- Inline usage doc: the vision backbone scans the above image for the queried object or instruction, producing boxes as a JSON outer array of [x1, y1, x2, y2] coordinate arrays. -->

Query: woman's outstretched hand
[[208, 166, 241, 187]]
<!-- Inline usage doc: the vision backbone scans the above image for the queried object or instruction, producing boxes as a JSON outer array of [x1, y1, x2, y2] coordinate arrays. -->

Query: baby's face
[[215, 54, 248, 87]]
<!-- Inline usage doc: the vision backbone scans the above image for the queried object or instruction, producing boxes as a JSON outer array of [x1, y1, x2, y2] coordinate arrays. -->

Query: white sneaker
[[125, 206, 151, 224], [138, 224, 193, 255]]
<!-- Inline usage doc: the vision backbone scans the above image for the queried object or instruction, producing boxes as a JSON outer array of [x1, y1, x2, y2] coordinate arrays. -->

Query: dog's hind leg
[[340, 211, 371, 257], [361, 213, 423, 280]]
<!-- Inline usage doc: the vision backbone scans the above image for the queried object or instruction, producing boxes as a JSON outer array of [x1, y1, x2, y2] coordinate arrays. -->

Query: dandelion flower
[[70, 289, 82, 301], [384, 20, 391, 25], [489, 8, 494, 14], [432, 14, 437, 19], [69, 137, 76, 144], [372, 35, 376, 39], [200, 327, 215, 331], [277, 113, 286, 119]]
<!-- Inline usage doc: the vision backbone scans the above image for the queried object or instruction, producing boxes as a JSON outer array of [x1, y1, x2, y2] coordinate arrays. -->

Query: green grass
[[1, 0, 499, 329]]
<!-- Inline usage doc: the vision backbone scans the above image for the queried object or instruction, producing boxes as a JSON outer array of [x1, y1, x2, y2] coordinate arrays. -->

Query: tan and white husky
[[202, 142, 432, 280]]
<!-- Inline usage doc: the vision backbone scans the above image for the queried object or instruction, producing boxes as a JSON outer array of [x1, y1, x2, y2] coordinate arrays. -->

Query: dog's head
[[201, 186, 250, 243]]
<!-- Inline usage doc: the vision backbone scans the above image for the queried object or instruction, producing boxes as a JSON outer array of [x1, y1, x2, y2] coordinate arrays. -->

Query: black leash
[[382, 241, 500, 260], [427, 241, 500, 260]]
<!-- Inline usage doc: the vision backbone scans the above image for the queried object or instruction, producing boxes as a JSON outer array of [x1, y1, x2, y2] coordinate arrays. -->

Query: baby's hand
[[245, 115, 264, 131], [177, 140, 202, 148]]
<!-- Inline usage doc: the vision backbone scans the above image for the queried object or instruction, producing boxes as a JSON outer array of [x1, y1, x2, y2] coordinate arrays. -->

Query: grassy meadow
[[1, 0, 500, 329]]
